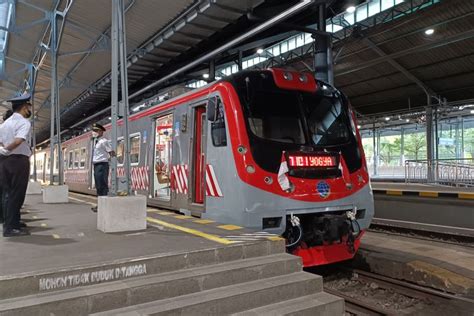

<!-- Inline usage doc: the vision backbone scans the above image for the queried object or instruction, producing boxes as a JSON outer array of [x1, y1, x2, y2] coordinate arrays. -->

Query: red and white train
[[34, 68, 374, 267]]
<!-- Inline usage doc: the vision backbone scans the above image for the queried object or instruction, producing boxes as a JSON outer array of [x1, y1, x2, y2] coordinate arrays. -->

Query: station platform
[[0, 192, 343, 315], [371, 182, 474, 199], [354, 231, 474, 298]]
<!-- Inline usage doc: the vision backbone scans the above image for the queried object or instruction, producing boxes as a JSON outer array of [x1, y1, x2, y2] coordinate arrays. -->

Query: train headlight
[[246, 165, 255, 174], [237, 145, 247, 154]]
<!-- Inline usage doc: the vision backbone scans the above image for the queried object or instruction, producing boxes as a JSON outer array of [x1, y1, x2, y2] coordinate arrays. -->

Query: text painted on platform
[[38, 263, 147, 291]]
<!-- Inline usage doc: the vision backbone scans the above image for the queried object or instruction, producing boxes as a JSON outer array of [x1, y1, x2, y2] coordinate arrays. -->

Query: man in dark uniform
[[0, 94, 32, 237], [91, 123, 115, 212], [0, 110, 14, 224]]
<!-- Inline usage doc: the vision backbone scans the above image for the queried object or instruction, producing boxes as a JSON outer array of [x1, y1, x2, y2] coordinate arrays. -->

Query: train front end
[[215, 69, 374, 267]]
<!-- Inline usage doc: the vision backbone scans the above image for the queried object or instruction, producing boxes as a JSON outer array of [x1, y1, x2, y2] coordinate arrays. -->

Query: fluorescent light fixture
[[257, 48, 264, 54], [346, 6, 356, 13], [425, 28, 434, 35], [406, 119, 410, 122], [202, 73, 209, 79], [385, 117, 390, 121], [357, 125, 361, 129], [470, 110, 474, 114]]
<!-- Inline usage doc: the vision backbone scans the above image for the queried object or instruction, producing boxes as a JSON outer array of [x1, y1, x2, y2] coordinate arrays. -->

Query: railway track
[[369, 219, 474, 247], [325, 268, 474, 315]]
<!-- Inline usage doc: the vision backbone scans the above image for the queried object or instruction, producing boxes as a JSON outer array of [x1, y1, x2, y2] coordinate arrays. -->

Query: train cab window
[[130, 134, 140, 165], [211, 97, 227, 147], [68, 151, 74, 169], [80, 148, 86, 168]]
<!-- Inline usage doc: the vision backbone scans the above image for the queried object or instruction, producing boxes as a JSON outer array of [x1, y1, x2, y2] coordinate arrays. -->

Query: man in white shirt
[[0, 94, 32, 237], [91, 123, 115, 212], [0, 110, 14, 225]]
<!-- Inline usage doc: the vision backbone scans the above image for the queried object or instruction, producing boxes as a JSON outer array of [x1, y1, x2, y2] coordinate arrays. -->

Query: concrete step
[[92, 272, 323, 316], [0, 239, 285, 300], [0, 253, 301, 315], [231, 292, 344, 316]]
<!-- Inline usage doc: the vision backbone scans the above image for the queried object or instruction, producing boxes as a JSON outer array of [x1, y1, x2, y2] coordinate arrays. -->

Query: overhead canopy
[[0, 0, 266, 137]]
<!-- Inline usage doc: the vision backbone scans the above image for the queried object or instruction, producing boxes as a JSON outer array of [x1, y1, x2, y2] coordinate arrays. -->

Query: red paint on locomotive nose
[[292, 231, 365, 267]]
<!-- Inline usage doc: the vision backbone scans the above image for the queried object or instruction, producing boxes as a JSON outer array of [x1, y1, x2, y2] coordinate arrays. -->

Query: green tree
[[404, 133, 426, 160], [379, 137, 401, 165]]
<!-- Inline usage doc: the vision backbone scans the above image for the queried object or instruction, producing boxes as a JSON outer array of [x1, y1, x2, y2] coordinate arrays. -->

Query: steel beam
[[338, 28, 474, 77], [364, 38, 436, 97]]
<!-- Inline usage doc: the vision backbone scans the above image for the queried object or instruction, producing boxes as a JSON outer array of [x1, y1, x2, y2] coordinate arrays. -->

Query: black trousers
[[94, 162, 109, 196], [0, 155, 29, 230]]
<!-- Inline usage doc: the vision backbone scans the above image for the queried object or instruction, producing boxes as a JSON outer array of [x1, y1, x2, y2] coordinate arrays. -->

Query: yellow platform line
[[174, 215, 193, 219], [458, 193, 474, 200], [40, 223, 47, 227], [217, 224, 243, 231], [386, 190, 403, 196], [267, 236, 284, 241], [194, 219, 215, 224], [419, 191, 439, 198], [52, 234, 60, 239], [146, 217, 236, 245]]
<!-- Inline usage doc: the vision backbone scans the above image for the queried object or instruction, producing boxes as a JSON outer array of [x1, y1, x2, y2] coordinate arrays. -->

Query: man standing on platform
[[0, 94, 32, 237], [0, 110, 14, 225], [91, 123, 114, 212]]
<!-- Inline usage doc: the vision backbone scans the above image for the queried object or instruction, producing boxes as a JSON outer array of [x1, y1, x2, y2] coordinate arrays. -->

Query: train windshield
[[232, 71, 361, 175], [246, 91, 351, 147]]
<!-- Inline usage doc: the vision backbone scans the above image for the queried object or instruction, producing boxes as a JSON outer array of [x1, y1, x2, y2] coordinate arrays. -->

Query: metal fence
[[405, 159, 474, 187]]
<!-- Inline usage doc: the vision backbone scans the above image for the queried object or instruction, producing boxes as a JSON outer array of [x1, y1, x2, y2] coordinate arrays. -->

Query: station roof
[[292, 0, 474, 116], [1, 0, 473, 140]]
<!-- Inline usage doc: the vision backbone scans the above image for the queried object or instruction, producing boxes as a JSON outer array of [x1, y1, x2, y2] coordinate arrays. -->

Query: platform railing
[[405, 158, 474, 187]]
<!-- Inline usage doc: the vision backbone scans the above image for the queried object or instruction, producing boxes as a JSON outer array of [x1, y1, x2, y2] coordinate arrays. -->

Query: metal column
[[110, 0, 119, 195], [426, 97, 435, 182], [400, 127, 405, 166], [50, 11, 60, 185], [313, 3, 333, 85], [28, 64, 37, 182], [237, 50, 243, 71], [209, 60, 216, 82], [373, 123, 377, 176], [111, 0, 131, 195]]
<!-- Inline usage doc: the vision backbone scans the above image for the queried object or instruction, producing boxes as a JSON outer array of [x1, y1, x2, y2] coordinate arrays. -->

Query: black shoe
[[19, 222, 27, 228], [91, 206, 97, 213], [3, 228, 30, 237]]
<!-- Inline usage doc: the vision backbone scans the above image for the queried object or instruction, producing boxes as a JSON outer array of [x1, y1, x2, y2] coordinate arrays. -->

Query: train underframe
[[283, 210, 364, 266]]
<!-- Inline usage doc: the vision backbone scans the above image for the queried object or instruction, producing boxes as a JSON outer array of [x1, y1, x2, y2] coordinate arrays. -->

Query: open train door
[[193, 106, 206, 205], [153, 114, 173, 204]]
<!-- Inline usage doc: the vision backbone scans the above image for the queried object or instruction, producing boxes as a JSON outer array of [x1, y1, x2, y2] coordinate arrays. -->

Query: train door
[[193, 106, 206, 205], [153, 114, 173, 203]]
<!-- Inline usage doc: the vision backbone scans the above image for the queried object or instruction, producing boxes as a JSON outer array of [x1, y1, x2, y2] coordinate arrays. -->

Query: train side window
[[80, 148, 86, 168], [68, 151, 74, 169], [74, 148, 80, 169], [211, 98, 227, 147], [130, 134, 141, 165]]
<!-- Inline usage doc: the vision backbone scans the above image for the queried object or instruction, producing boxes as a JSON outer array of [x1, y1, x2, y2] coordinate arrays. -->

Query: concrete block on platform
[[97, 195, 147, 233], [42, 185, 69, 203], [26, 181, 42, 195]]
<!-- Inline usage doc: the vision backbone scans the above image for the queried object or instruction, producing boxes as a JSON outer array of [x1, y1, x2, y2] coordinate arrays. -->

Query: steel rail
[[351, 269, 474, 305], [324, 288, 388, 315]]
